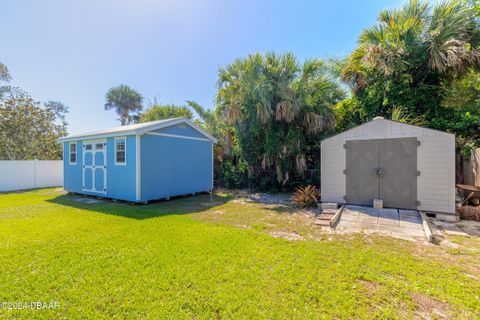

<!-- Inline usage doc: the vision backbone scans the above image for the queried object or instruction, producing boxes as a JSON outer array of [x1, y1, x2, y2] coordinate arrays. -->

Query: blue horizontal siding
[[106, 136, 136, 201], [62, 137, 136, 201], [63, 141, 83, 193], [140, 134, 213, 201], [62, 122, 214, 203]]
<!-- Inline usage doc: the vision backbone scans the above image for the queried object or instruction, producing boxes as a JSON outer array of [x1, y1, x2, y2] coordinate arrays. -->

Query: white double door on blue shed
[[82, 140, 107, 194]]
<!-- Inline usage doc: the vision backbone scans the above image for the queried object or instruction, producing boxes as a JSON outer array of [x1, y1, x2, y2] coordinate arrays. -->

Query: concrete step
[[315, 208, 340, 227], [320, 202, 338, 210], [322, 209, 337, 215], [317, 214, 334, 221], [314, 219, 331, 226]]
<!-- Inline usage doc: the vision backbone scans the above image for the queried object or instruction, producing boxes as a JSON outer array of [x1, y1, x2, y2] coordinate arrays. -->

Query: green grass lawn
[[0, 189, 479, 319]]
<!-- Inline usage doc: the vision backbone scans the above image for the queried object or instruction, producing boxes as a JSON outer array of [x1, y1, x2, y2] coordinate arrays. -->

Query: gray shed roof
[[58, 117, 217, 143], [321, 117, 454, 143]]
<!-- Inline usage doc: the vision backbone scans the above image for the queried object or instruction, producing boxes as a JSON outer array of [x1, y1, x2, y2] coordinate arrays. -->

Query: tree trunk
[[456, 153, 464, 184]]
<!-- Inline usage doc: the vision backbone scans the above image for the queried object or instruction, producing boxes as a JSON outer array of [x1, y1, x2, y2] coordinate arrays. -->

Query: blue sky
[[1, 0, 402, 134]]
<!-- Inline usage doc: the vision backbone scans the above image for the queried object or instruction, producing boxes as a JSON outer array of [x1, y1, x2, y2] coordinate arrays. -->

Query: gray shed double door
[[345, 138, 418, 209]]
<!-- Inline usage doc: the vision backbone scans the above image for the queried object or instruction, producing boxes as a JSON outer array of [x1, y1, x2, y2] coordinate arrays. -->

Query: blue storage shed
[[58, 118, 217, 203]]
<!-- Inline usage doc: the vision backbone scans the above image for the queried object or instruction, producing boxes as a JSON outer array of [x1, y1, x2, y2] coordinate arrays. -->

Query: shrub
[[292, 185, 320, 208]]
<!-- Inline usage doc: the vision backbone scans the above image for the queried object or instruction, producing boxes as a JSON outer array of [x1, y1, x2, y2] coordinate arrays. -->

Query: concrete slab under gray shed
[[336, 205, 426, 241]]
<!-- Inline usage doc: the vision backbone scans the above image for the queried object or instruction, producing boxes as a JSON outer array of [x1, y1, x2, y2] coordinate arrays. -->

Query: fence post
[[34, 159, 37, 189], [473, 148, 480, 186]]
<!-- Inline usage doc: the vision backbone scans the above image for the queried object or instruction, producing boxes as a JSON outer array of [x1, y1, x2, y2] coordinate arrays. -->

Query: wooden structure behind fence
[[463, 148, 480, 186]]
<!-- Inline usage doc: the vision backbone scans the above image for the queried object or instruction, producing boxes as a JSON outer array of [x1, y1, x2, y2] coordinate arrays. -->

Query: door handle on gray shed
[[374, 168, 384, 177]]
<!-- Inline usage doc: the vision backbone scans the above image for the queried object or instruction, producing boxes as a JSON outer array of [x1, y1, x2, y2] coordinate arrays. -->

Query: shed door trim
[[82, 139, 107, 195]]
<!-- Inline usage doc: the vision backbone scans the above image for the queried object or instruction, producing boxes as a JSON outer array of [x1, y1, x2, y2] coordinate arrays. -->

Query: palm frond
[[256, 102, 272, 123], [391, 106, 427, 126], [295, 154, 307, 178], [427, 0, 473, 72]]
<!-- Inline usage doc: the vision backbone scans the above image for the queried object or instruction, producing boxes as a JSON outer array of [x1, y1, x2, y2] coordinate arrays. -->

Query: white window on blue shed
[[115, 137, 126, 165], [69, 142, 77, 165]]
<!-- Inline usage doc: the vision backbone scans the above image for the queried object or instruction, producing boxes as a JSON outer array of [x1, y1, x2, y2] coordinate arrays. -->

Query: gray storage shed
[[321, 117, 455, 214]]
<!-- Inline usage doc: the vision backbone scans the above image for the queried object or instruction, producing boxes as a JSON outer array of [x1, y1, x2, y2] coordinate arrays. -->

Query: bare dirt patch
[[269, 230, 305, 241], [357, 279, 383, 295], [197, 210, 226, 223], [412, 292, 452, 319]]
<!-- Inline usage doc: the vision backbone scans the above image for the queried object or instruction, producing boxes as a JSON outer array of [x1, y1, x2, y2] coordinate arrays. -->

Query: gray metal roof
[[58, 117, 217, 143]]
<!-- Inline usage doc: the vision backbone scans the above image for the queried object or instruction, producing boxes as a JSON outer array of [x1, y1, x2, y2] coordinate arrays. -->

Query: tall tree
[[0, 62, 12, 99], [216, 52, 345, 189], [0, 62, 11, 83], [139, 103, 193, 122], [0, 87, 68, 160], [341, 0, 480, 120], [185, 100, 240, 151], [104, 85, 143, 125], [441, 68, 480, 154], [186, 100, 223, 137]]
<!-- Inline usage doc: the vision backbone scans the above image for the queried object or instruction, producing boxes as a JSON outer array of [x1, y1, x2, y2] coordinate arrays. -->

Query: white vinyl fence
[[0, 160, 63, 192]]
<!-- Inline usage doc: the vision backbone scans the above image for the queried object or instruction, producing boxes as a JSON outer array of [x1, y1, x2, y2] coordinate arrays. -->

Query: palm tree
[[342, 0, 480, 92], [217, 52, 340, 130], [104, 85, 143, 125], [216, 52, 345, 187]]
